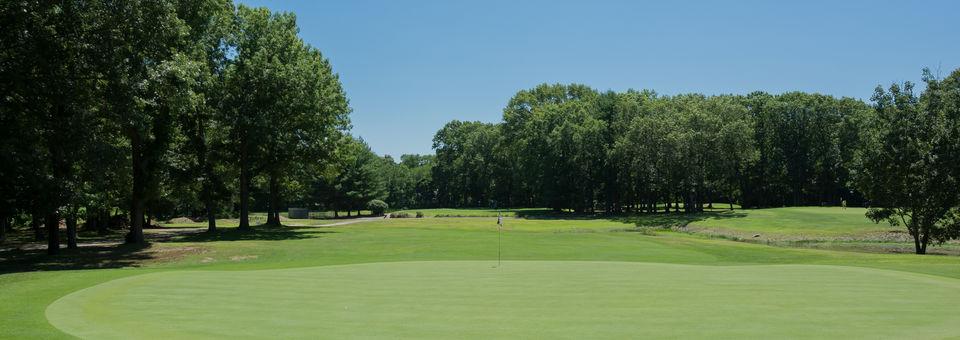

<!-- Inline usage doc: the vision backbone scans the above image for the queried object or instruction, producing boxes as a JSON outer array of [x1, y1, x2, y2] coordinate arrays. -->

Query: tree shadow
[[513, 209, 626, 220], [0, 243, 156, 274], [0, 224, 332, 274], [166, 225, 333, 243], [608, 211, 747, 228], [511, 208, 748, 227]]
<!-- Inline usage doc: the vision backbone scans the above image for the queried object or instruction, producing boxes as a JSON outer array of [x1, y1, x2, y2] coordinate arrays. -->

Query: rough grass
[[689, 207, 890, 237]]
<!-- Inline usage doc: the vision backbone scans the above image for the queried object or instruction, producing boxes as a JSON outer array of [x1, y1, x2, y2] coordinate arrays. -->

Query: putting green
[[47, 261, 960, 339]]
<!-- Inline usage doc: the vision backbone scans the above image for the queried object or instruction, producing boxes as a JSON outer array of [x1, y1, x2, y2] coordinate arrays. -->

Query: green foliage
[[856, 69, 960, 254], [0, 0, 351, 247], [433, 83, 874, 215], [367, 200, 388, 216]]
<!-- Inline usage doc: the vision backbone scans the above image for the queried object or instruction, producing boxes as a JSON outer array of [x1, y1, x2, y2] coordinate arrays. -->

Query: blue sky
[[239, 0, 960, 158]]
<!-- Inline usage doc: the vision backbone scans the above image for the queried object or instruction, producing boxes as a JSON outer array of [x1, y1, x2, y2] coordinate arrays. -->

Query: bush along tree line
[[431, 70, 960, 254]]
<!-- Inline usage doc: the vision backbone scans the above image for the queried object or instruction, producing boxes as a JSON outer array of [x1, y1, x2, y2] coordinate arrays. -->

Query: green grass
[[689, 207, 891, 237], [46, 261, 960, 339], [394, 207, 550, 217], [3, 208, 960, 338]]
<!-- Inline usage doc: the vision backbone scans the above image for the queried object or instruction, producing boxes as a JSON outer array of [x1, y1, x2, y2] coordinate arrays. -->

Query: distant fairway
[[47, 261, 960, 339]]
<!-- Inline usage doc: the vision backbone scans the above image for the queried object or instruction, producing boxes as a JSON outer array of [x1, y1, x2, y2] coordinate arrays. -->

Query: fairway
[[47, 261, 960, 339]]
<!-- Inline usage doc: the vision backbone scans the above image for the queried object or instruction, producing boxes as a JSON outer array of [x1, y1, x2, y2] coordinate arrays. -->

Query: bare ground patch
[[0, 228, 210, 274]]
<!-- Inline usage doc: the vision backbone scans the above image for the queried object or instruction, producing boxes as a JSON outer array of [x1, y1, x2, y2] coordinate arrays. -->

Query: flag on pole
[[496, 211, 502, 268]]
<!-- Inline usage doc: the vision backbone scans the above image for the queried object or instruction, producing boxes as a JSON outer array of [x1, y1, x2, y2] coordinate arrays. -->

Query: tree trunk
[[912, 230, 923, 254], [127, 133, 146, 244], [197, 114, 217, 233], [205, 194, 217, 232], [46, 212, 60, 255], [83, 211, 95, 232], [66, 213, 78, 249], [238, 153, 251, 230], [32, 212, 44, 241], [97, 209, 109, 236], [919, 227, 930, 255], [267, 173, 280, 226], [0, 214, 7, 243]]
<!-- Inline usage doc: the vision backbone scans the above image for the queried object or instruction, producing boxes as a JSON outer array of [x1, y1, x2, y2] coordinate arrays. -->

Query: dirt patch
[[678, 225, 912, 243], [230, 255, 258, 261], [165, 217, 199, 224], [146, 246, 208, 264], [0, 242, 210, 274], [673, 225, 960, 255]]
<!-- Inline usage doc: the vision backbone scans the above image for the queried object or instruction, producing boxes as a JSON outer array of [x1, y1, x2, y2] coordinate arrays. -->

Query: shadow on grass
[[0, 225, 332, 274], [513, 209, 624, 220], [512, 209, 748, 227], [610, 211, 747, 228], [166, 225, 333, 243], [0, 243, 155, 274]]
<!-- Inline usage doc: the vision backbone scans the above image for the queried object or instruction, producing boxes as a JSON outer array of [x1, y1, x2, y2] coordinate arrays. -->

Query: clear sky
[[238, 0, 960, 158]]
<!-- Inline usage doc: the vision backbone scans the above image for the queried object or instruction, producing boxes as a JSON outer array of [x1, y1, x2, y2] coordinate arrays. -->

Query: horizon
[[239, 0, 960, 158]]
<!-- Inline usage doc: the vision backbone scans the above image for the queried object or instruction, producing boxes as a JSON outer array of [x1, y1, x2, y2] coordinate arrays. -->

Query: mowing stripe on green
[[47, 261, 960, 339]]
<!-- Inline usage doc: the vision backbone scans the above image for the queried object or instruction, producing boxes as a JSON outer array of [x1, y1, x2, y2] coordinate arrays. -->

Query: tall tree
[[222, 6, 289, 229], [172, 0, 233, 232], [90, 0, 199, 243], [2, 0, 98, 253], [858, 70, 960, 254]]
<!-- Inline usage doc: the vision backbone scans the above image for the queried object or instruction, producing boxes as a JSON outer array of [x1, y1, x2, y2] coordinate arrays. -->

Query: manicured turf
[[46, 261, 960, 339], [3, 208, 960, 338]]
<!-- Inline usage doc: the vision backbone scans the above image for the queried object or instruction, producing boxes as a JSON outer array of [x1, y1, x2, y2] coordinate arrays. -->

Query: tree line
[[432, 85, 869, 211], [431, 70, 960, 253], [0, 0, 386, 253]]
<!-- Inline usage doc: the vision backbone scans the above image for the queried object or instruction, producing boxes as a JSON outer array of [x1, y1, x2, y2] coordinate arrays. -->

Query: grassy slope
[[2, 211, 960, 338], [689, 207, 890, 236]]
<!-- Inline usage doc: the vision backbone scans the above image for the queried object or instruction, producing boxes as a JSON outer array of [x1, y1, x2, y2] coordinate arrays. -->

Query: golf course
[[2, 207, 960, 339], [4, 0, 960, 338]]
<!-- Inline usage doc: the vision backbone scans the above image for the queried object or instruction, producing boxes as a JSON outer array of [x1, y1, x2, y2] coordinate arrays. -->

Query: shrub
[[367, 200, 389, 216], [392, 212, 411, 218], [415, 211, 424, 218]]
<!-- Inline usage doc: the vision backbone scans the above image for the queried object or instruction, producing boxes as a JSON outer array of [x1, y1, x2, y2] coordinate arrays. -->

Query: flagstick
[[498, 220, 501, 268], [496, 211, 502, 268]]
